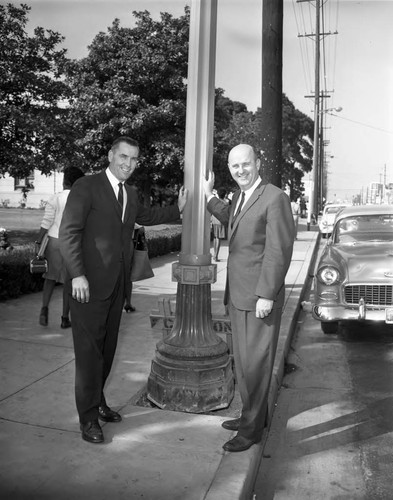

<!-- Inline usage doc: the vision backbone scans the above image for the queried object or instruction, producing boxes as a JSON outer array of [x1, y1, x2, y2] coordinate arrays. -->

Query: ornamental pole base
[[147, 345, 234, 413], [147, 262, 235, 413]]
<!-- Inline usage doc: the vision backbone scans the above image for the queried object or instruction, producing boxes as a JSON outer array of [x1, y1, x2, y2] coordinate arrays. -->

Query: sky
[[5, 0, 393, 202]]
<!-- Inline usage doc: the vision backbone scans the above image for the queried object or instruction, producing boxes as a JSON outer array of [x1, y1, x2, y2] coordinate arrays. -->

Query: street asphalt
[[0, 220, 319, 500]]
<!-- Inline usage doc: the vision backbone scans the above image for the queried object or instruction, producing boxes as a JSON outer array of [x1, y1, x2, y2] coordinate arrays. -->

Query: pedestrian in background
[[36, 166, 85, 328], [123, 222, 143, 313], [291, 197, 300, 240], [211, 187, 228, 262], [203, 144, 295, 453], [59, 136, 187, 445]]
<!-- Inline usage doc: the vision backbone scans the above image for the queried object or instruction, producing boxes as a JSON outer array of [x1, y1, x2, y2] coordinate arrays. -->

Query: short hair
[[63, 167, 85, 187], [111, 136, 139, 151]]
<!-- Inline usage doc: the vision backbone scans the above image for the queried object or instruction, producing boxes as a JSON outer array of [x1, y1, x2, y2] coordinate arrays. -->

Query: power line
[[292, 0, 312, 92], [328, 112, 393, 134], [293, 0, 314, 92]]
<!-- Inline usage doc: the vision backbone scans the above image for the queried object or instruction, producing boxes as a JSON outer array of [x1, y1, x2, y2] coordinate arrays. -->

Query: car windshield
[[335, 214, 393, 243], [325, 206, 344, 215]]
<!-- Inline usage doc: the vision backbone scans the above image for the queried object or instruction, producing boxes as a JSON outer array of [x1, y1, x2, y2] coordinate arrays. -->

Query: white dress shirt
[[232, 176, 263, 214], [106, 168, 127, 221]]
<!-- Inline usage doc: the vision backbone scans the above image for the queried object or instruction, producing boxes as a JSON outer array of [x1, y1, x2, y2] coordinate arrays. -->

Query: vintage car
[[312, 204, 393, 334], [318, 203, 349, 238]]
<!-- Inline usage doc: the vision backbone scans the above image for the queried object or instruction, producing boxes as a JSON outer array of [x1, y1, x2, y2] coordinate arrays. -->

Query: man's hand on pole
[[203, 170, 215, 199], [177, 186, 188, 213]]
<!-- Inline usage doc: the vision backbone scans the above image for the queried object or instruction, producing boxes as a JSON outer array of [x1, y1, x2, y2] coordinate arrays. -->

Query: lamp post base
[[147, 346, 234, 412], [147, 263, 235, 412]]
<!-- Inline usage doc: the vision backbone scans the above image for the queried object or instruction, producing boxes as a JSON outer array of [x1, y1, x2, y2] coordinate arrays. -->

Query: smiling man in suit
[[59, 136, 187, 444], [203, 144, 295, 452]]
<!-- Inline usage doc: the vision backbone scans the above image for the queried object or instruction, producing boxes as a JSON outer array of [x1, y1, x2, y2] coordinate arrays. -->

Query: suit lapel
[[229, 181, 267, 242], [100, 170, 123, 220], [123, 184, 133, 223]]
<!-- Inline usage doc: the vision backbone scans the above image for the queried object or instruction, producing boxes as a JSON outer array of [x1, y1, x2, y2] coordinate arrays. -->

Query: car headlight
[[317, 266, 340, 285]]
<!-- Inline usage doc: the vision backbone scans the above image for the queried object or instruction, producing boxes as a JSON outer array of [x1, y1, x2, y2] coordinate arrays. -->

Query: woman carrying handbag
[[36, 167, 84, 328]]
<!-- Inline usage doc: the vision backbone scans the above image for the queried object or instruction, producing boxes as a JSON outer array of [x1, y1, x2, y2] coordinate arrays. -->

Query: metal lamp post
[[147, 0, 234, 413]]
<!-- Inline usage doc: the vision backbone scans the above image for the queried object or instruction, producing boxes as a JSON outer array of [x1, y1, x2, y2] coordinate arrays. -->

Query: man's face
[[108, 142, 139, 182], [228, 145, 260, 191]]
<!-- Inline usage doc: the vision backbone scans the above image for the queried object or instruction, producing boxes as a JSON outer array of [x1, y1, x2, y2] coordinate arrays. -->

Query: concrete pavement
[[0, 220, 319, 500]]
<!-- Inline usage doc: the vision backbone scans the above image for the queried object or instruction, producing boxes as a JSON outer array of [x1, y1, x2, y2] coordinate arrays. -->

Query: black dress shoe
[[98, 405, 122, 423], [60, 317, 72, 329], [223, 435, 258, 453], [221, 418, 241, 431], [80, 420, 104, 444], [39, 307, 48, 326]]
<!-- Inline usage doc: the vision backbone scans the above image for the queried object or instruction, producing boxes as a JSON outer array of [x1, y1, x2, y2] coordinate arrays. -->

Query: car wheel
[[321, 321, 339, 334]]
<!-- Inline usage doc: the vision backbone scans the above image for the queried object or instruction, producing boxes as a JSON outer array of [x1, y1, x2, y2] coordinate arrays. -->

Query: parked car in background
[[318, 203, 349, 238], [313, 204, 393, 334]]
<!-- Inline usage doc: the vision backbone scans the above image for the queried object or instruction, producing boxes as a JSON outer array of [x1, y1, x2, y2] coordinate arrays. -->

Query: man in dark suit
[[203, 144, 295, 452], [59, 136, 187, 444]]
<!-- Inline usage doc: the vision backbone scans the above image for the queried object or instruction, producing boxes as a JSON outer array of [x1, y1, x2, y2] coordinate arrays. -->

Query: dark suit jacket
[[59, 171, 180, 300], [208, 182, 295, 311]]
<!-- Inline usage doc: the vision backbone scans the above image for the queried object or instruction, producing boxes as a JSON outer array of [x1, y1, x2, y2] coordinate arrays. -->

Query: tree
[[1, 5, 313, 203], [212, 93, 314, 197], [214, 93, 259, 193], [0, 3, 75, 178], [281, 93, 313, 200], [65, 9, 190, 203]]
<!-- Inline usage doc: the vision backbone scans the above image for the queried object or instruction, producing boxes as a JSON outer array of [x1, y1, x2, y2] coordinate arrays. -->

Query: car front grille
[[345, 285, 393, 306]]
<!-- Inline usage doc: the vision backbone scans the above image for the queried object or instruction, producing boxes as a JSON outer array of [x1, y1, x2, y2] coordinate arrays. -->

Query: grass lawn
[[0, 208, 182, 247], [0, 208, 43, 246]]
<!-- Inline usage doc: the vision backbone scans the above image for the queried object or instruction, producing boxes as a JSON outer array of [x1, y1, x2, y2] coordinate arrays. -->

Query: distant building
[[385, 183, 393, 205], [368, 182, 383, 204], [0, 170, 64, 209]]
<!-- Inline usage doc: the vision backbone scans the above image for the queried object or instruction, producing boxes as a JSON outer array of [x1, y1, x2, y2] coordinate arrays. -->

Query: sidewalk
[[0, 221, 319, 500]]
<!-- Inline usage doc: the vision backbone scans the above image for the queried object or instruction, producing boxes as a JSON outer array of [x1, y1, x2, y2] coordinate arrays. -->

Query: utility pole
[[319, 95, 324, 208], [260, 0, 283, 187], [298, 0, 337, 228], [300, 0, 320, 228]]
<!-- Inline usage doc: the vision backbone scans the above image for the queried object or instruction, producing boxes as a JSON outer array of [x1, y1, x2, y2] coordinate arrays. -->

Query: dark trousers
[[229, 300, 282, 441], [70, 269, 125, 423]]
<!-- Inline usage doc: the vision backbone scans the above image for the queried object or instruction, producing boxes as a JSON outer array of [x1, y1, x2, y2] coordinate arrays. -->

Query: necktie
[[231, 191, 245, 227], [117, 182, 124, 210]]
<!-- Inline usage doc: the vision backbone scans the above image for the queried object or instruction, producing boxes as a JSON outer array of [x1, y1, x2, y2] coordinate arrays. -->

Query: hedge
[[0, 225, 182, 301]]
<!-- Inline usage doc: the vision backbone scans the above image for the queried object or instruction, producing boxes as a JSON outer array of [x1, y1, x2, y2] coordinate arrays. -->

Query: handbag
[[30, 233, 49, 274], [130, 227, 154, 282]]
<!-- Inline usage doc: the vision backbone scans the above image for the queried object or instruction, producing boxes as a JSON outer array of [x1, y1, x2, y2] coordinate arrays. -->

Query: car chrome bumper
[[312, 302, 393, 323]]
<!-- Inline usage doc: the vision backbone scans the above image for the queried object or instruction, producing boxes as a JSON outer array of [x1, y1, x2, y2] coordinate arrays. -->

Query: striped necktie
[[118, 182, 124, 210]]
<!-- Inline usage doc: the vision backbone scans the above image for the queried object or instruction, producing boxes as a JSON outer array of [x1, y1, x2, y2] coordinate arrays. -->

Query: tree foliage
[[213, 92, 260, 193], [1, 5, 314, 203], [0, 3, 75, 177], [65, 9, 190, 201], [212, 93, 314, 197], [281, 94, 313, 199]]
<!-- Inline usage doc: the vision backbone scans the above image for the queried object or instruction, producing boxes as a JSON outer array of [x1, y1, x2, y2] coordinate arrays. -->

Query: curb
[[205, 232, 321, 500]]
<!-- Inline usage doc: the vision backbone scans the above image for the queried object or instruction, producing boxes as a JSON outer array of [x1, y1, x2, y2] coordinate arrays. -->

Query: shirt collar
[[242, 176, 262, 201], [106, 167, 124, 190]]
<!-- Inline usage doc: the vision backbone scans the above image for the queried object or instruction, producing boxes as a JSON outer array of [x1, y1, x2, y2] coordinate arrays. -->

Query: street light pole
[[147, 0, 234, 413]]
